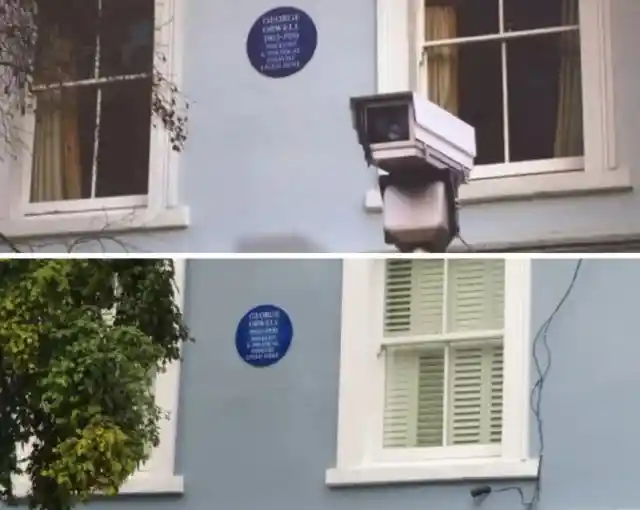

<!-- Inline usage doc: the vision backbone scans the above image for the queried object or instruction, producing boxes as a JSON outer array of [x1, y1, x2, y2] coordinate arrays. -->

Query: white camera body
[[350, 91, 476, 180], [350, 91, 477, 252]]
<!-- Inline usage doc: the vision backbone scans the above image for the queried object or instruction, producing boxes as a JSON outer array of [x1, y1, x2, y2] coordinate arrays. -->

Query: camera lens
[[366, 104, 410, 143]]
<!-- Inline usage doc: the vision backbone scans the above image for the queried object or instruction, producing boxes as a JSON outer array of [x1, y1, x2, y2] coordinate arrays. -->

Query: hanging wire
[[491, 259, 583, 510]]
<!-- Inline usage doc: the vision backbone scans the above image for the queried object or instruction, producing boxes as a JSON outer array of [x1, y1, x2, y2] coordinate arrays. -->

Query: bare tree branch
[[0, 232, 21, 252]]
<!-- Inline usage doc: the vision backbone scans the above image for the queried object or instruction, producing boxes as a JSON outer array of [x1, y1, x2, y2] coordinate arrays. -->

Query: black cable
[[456, 235, 474, 252], [481, 259, 583, 510]]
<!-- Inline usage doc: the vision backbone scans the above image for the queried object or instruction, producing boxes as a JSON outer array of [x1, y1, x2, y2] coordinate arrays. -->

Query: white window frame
[[365, 0, 629, 210], [0, 0, 189, 239], [326, 259, 537, 486], [13, 258, 187, 496]]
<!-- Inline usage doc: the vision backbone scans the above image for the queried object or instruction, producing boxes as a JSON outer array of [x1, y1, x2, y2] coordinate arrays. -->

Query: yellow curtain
[[554, 0, 583, 158], [424, 6, 459, 116], [30, 29, 82, 203]]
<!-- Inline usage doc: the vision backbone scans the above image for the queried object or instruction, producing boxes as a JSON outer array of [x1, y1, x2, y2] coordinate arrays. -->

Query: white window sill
[[13, 474, 184, 497], [325, 458, 539, 487], [0, 206, 190, 241], [364, 167, 632, 211]]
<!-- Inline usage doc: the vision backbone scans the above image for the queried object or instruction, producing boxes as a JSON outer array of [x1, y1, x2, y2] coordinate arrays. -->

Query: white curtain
[[424, 6, 459, 115], [554, 0, 583, 157], [30, 30, 82, 202]]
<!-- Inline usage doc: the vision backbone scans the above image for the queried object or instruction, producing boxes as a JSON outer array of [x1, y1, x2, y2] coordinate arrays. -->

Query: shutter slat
[[489, 346, 504, 443], [383, 351, 418, 447], [416, 350, 445, 447], [384, 260, 444, 336], [448, 343, 504, 446], [447, 260, 504, 333], [449, 347, 483, 445]]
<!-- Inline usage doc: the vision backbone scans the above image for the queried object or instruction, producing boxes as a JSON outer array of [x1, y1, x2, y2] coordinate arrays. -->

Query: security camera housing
[[350, 91, 476, 182], [379, 178, 456, 252], [349, 91, 477, 252]]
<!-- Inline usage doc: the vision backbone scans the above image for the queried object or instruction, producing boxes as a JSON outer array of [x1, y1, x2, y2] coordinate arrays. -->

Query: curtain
[[30, 29, 82, 203], [424, 6, 459, 115], [554, 0, 583, 158]]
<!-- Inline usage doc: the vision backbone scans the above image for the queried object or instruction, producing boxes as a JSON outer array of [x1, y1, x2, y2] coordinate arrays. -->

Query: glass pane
[[426, 39, 505, 165], [424, 0, 499, 41], [95, 78, 152, 197], [383, 346, 445, 449], [100, 0, 155, 78], [365, 104, 411, 144], [31, 86, 97, 202], [505, 0, 579, 32], [508, 31, 584, 162], [35, 0, 99, 83]]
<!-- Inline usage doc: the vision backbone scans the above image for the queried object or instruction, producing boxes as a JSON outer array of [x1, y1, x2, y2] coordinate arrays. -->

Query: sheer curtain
[[554, 0, 583, 158], [424, 6, 459, 115], [30, 28, 82, 203]]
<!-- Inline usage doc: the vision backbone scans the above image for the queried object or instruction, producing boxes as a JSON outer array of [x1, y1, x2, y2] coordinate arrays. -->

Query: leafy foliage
[[0, 259, 192, 510]]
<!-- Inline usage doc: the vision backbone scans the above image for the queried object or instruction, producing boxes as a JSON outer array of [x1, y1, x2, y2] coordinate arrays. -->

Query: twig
[[0, 232, 21, 253]]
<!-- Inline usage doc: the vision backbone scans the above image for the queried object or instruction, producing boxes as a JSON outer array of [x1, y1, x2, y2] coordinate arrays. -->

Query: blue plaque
[[235, 304, 293, 367], [246, 6, 318, 78]]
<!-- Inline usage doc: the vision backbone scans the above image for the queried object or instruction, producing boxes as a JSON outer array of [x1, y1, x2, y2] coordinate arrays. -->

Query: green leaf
[[0, 259, 193, 510]]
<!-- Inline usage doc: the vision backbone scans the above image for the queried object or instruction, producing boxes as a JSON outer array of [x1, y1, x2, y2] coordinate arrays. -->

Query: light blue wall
[[169, 258, 640, 510], [6, 0, 640, 253], [171, 258, 640, 510], [86, 259, 640, 510]]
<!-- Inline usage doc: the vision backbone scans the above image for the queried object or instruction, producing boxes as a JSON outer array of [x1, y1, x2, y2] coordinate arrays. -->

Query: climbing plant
[[0, 259, 192, 510]]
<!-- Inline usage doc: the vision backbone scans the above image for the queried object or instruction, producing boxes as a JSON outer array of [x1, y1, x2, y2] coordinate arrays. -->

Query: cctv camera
[[350, 91, 475, 182], [349, 91, 476, 252]]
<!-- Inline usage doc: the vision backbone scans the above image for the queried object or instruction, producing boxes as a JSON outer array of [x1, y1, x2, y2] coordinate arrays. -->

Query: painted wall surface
[[9, 258, 631, 510], [2, 0, 640, 252]]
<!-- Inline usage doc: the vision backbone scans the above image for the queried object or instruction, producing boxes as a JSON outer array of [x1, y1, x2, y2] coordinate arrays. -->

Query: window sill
[[364, 167, 632, 211], [117, 474, 184, 495], [325, 458, 539, 487], [0, 206, 190, 241], [13, 474, 185, 497]]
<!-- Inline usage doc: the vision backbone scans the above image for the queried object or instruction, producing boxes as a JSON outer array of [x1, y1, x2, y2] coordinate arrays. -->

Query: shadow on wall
[[235, 234, 328, 253]]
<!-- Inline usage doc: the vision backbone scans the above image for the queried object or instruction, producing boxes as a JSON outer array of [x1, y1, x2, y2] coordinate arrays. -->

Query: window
[[13, 259, 186, 495], [327, 258, 536, 485], [2, 0, 188, 238], [366, 0, 627, 207], [420, 0, 583, 175]]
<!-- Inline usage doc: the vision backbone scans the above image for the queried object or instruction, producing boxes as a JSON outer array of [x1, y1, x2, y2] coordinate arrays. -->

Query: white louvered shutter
[[382, 260, 505, 449], [447, 344, 503, 445]]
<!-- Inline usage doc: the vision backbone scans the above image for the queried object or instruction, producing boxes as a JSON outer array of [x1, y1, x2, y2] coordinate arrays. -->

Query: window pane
[[35, 0, 98, 83], [508, 31, 584, 162], [424, 0, 499, 41], [31, 86, 97, 202], [426, 39, 504, 165], [504, 0, 579, 32], [382, 342, 503, 449], [100, 0, 155, 78], [95, 78, 152, 197]]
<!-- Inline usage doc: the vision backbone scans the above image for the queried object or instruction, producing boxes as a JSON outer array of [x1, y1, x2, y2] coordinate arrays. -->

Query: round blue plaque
[[235, 304, 293, 367], [246, 6, 318, 78]]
